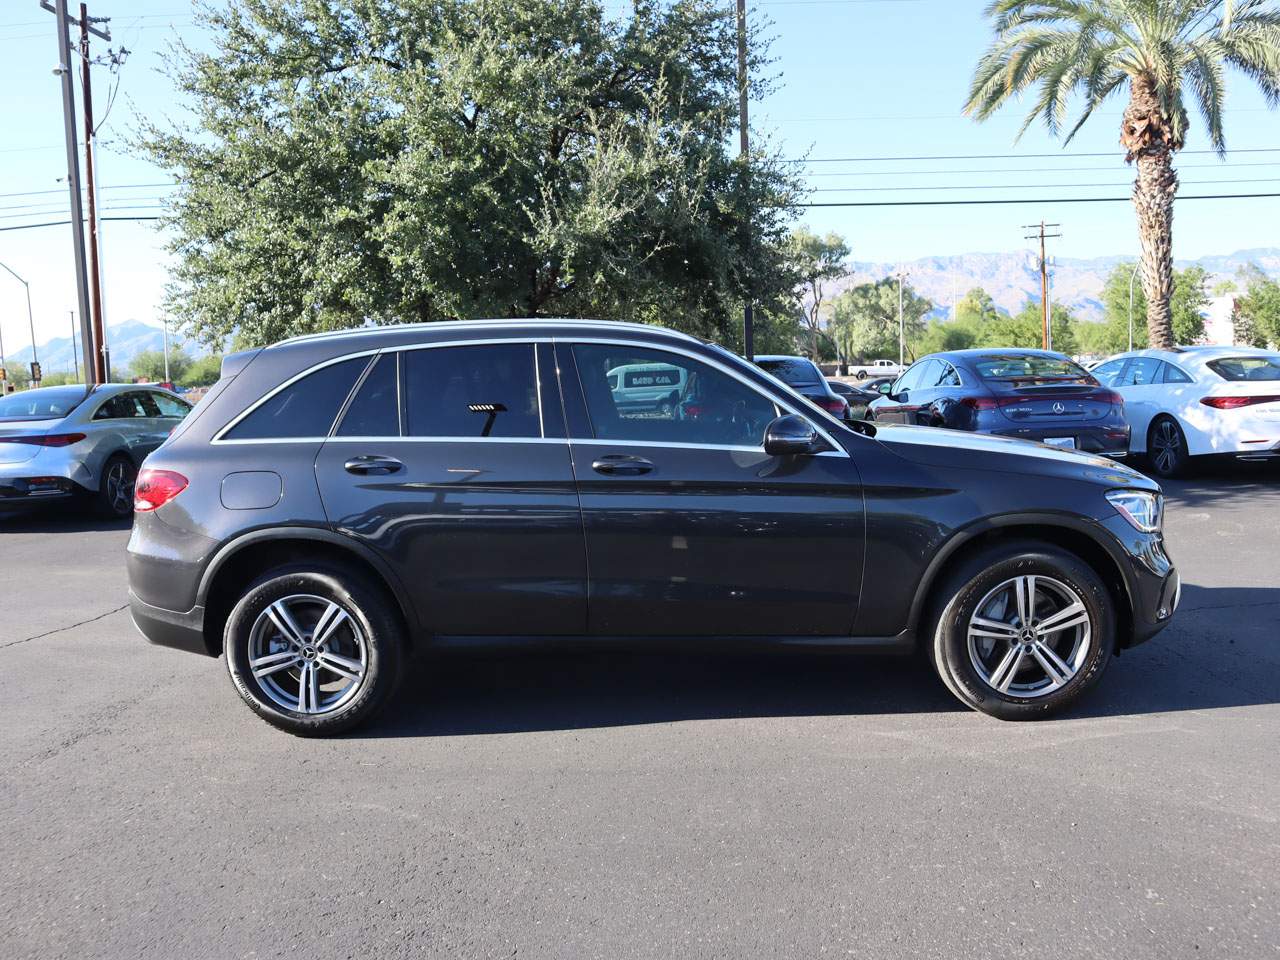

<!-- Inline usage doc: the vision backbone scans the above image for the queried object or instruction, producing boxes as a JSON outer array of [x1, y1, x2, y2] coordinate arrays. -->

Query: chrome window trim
[[211, 334, 849, 457]]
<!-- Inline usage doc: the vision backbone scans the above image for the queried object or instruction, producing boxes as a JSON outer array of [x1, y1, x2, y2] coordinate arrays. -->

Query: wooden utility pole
[[79, 3, 108, 383], [736, 0, 753, 360], [1023, 221, 1061, 349]]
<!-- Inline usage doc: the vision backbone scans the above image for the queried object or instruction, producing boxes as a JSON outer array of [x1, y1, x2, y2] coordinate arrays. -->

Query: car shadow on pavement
[[0, 506, 131, 534], [360, 581, 1280, 738]]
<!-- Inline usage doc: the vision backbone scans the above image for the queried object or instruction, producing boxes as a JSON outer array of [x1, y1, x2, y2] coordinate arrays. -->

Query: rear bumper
[[987, 422, 1130, 459], [0, 476, 87, 507], [129, 590, 214, 657]]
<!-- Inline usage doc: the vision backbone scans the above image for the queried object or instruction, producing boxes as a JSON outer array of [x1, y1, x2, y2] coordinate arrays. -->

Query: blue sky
[[2, 0, 1279, 353]]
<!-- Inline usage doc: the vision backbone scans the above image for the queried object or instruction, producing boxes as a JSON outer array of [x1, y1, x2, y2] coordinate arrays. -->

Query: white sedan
[[1090, 346, 1280, 477]]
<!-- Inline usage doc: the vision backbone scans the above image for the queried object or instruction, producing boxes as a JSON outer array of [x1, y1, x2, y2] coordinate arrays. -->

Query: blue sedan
[[868, 349, 1131, 458]]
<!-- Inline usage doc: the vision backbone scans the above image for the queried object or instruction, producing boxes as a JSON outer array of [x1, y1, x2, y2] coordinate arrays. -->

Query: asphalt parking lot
[[2, 465, 1278, 960]]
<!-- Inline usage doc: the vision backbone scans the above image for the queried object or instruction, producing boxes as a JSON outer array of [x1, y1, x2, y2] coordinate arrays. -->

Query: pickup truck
[[846, 359, 903, 380]]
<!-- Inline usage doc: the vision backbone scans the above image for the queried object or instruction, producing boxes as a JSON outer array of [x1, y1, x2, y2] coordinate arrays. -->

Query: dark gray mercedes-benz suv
[[128, 320, 1179, 735]]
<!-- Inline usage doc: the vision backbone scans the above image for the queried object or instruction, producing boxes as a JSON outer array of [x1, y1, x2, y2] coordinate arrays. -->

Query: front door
[[314, 342, 586, 636], [560, 341, 865, 638]]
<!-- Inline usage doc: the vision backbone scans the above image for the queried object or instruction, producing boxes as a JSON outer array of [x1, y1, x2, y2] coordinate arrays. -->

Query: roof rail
[[271, 318, 701, 349]]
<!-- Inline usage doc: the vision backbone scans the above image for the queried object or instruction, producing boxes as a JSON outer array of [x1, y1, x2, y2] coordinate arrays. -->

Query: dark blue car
[[868, 349, 1130, 458]]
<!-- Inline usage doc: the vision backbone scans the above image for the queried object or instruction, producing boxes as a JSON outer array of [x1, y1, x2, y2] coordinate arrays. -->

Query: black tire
[[93, 453, 136, 518], [224, 564, 405, 736], [856, 370, 868, 380], [1147, 416, 1188, 479], [927, 542, 1114, 720]]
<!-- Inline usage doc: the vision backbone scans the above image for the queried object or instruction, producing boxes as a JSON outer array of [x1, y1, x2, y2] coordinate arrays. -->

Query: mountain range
[[4, 319, 193, 377], [6, 246, 1279, 373], [832, 247, 1280, 322]]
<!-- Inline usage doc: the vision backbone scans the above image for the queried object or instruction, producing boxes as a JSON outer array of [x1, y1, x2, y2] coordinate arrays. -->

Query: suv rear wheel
[[224, 564, 405, 736], [928, 542, 1114, 720]]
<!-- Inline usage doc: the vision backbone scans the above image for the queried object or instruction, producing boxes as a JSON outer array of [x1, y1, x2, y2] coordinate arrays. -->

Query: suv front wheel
[[224, 564, 405, 736], [928, 542, 1114, 720]]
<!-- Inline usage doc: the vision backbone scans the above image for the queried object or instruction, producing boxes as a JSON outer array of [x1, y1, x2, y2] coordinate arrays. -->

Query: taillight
[[1200, 395, 1280, 410], [134, 469, 188, 512], [962, 396, 999, 411], [0, 432, 87, 447], [819, 396, 847, 415], [1097, 390, 1124, 406]]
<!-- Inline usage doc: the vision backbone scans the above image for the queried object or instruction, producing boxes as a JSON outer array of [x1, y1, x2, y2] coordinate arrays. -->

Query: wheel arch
[[197, 527, 418, 657], [908, 514, 1135, 653]]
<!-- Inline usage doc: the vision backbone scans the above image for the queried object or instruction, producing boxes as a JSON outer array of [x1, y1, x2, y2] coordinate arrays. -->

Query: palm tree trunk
[[1123, 77, 1178, 350]]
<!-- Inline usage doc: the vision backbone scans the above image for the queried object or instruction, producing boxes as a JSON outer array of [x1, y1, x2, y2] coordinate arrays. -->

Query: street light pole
[[1128, 261, 1141, 352], [162, 317, 170, 383], [895, 271, 907, 368], [0, 261, 39, 382], [70, 311, 79, 382]]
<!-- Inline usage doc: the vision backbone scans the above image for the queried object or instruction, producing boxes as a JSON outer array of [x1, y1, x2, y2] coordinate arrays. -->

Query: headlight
[[1106, 489, 1163, 532]]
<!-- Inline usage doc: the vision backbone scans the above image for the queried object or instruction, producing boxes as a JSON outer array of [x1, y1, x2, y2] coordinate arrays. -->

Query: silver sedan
[[0, 384, 192, 517]]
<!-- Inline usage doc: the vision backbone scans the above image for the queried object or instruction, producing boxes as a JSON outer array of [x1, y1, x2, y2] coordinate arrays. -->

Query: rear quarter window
[[1207, 356, 1280, 381], [222, 356, 369, 441]]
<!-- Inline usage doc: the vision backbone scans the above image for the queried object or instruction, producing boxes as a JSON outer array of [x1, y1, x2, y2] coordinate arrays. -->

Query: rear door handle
[[591, 455, 654, 476], [344, 455, 403, 476]]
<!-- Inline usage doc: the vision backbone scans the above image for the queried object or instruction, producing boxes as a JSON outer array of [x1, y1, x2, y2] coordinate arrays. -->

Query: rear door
[[561, 341, 864, 638], [1113, 356, 1163, 447], [870, 360, 933, 424], [314, 342, 586, 637]]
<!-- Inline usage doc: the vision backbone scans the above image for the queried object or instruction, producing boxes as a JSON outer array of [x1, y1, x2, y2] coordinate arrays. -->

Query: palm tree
[[966, 1, 1280, 349]]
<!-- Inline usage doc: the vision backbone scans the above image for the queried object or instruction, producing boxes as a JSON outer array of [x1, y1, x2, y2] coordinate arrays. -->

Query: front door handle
[[344, 455, 403, 476], [591, 454, 654, 476]]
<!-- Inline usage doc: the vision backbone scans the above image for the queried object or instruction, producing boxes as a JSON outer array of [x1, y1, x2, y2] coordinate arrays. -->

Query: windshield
[[0, 386, 90, 422], [756, 358, 821, 386], [974, 355, 1092, 381], [1206, 356, 1280, 381]]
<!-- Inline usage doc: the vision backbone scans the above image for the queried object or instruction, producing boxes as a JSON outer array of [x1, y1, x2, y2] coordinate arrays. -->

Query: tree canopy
[[141, 0, 802, 348], [828, 276, 932, 363], [1234, 264, 1280, 348]]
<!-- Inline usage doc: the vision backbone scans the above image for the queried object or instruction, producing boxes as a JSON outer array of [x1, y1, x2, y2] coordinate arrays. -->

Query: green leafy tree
[[966, 0, 1280, 350], [179, 354, 225, 388], [995, 302, 1079, 354], [2, 364, 32, 391], [38, 371, 80, 387], [1097, 262, 1208, 351], [129, 349, 192, 384], [140, 0, 802, 348], [786, 228, 850, 359], [1235, 264, 1280, 347], [954, 287, 1000, 328], [829, 277, 931, 363]]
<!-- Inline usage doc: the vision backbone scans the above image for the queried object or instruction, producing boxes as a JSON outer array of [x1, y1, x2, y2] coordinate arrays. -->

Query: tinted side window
[[1091, 359, 1127, 386], [573, 344, 776, 447], [891, 362, 925, 395], [1161, 363, 1193, 384], [336, 353, 399, 437], [94, 393, 147, 419], [403, 344, 540, 439], [935, 361, 961, 387], [151, 392, 191, 418], [224, 357, 367, 440], [1120, 357, 1160, 386]]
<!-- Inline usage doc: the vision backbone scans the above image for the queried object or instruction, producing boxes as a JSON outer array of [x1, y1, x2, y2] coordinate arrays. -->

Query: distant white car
[[846, 359, 902, 380], [1090, 346, 1280, 477]]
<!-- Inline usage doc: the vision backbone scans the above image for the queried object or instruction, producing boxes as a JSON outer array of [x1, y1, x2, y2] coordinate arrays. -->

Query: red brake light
[[1201, 395, 1280, 410], [962, 396, 998, 411], [0, 432, 86, 447], [1097, 390, 1124, 406], [134, 469, 188, 512], [819, 396, 847, 415]]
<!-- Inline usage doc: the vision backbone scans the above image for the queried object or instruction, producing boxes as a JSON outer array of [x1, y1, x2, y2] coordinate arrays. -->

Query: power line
[[0, 182, 175, 200], [0, 215, 161, 234], [798, 192, 1280, 207], [809, 176, 1280, 193], [801, 159, 1280, 178], [789, 147, 1280, 163]]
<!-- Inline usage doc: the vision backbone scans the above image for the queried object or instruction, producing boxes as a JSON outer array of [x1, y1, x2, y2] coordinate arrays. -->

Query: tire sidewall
[[933, 547, 1114, 720], [95, 454, 136, 518], [1148, 416, 1187, 479], [224, 565, 403, 736]]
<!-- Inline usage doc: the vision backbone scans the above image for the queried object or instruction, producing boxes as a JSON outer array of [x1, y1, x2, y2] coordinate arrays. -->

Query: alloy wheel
[[105, 460, 136, 515], [1151, 420, 1183, 476], [966, 575, 1092, 698], [247, 594, 368, 715]]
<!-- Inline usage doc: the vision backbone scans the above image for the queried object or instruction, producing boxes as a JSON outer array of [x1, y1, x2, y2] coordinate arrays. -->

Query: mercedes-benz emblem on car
[[1052, 401, 1066, 414]]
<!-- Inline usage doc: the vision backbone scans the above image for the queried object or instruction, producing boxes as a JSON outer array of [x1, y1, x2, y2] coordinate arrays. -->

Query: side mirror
[[763, 414, 820, 456], [877, 381, 894, 395]]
